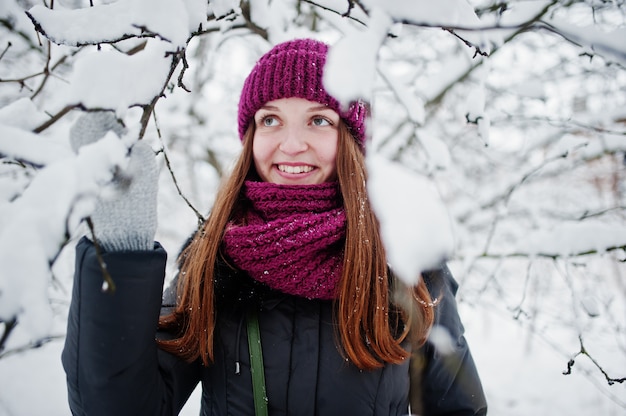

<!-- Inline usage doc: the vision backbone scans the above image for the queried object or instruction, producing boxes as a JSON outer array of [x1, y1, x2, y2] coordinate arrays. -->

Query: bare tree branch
[[466, 244, 626, 261], [86, 217, 116, 294], [0, 333, 64, 360], [425, 0, 559, 110], [239, 2, 269, 40], [0, 16, 40, 49], [155, 145, 206, 226], [0, 318, 17, 355], [564, 335, 626, 385], [0, 41, 10, 62], [301, 0, 367, 26], [32, 104, 77, 133], [456, 145, 577, 223]]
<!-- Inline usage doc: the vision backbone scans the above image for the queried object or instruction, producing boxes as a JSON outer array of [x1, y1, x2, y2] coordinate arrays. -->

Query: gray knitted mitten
[[70, 111, 158, 252], [69, 111, 126, 152]]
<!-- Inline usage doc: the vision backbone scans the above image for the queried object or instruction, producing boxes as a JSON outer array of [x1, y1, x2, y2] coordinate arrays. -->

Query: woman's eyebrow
[[306, 105, 333, 113], [258, 105, 279, 111]]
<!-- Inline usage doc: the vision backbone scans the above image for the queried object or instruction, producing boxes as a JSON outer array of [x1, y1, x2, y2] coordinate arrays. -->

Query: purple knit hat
[[237, 38, 368, 148]]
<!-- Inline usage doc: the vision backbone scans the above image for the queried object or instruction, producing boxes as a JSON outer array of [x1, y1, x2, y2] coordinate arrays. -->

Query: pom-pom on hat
[[237, 38, 367, 149]]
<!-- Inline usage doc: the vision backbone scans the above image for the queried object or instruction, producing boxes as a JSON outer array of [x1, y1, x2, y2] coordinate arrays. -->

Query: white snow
[[418, 134, 452, 171], [363, 0, 482, 27], [544, 18, 626, 66], [66, 40, 174, 115], [249, 0, 297, 38], [324, 8, 391, 107], [518, 220, 626, 257], [0, 98, 49, 130], [0, 124, 72, 166], [379, 65, 426, 125], [366, 154, 454, 284], [1, 1, 625, 415], [28, 0, 192, 48], [428, 325, 456, 355], [0, 134, 128, 341]]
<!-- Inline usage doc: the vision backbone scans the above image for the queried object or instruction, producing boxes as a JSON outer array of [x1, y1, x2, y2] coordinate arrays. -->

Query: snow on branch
[[539, 18, 626, 67], [516, 221, 626, 259], [26, 0, 193, 48], [0, 134, 128, 347], [367, 154, 454, 285]]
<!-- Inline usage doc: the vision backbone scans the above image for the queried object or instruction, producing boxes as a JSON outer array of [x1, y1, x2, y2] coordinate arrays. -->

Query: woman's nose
[[279, 125, 308, 154]]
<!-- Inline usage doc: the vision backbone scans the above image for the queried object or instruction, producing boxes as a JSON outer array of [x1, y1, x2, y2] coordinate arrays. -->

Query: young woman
[[63, 38, 487, 416]]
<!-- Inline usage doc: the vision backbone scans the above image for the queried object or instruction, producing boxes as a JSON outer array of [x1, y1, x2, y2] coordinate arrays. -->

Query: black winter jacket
[[62, 237, 487, 415]]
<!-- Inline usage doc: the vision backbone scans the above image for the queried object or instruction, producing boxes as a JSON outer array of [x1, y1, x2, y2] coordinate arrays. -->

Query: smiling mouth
[[277, 165, 314, 174]]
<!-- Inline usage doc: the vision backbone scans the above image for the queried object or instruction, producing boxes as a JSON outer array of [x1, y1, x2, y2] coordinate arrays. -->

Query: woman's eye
[[261, 116, 278, 127], [312, 117, 330, 127]]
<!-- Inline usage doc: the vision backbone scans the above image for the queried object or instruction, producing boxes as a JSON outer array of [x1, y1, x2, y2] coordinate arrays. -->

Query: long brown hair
[[158, 122, 435, 369]]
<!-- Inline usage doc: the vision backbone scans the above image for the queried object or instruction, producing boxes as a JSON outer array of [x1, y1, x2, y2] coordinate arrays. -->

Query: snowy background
[[1, 0, 625, 414]]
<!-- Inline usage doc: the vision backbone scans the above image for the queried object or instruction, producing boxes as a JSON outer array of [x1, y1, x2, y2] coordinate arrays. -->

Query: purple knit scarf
[[222, 180, 346, 300]]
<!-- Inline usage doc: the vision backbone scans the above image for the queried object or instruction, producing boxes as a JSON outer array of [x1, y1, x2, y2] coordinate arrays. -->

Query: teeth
[[278, 165, 314, 174]]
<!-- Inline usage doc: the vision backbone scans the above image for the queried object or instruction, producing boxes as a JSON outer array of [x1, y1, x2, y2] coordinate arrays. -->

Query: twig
[[424, 0, 559, 111], [563, 335, 626, 385], [122, 40, 147, 56], [500, 308, 626, 406], [0, 318, 18, 355], [30, 40, 53, 99], [31, 42, 74, 100], [32, 104, 77, 133], [537, 20, 626, 69], [510, 261, 533, 320], [465, 244, 626, 261], [0, 334, 65, 360], [177, 48, 191, 92], [191, 24, 248, 38], [480, 211, 501, 256], [156, 145, 205, 226], [139, 97, 160, 140], [0, 41, 10, 62], [0, 17, 40, 50], [138, 48, 186, 139], [301, 0, 366, 26], [443, 28, 489, 57], [239, 2, 269, 39], [85, 217, 116, 294], [0, 41, 72, 98], [494, 113, 626, 136], [130, 24, 171, 44], [0, 71, 40, 90], [456, 145, 579, 223], [151, 109, 204, 225], [343, 0, 365, 18], [578, 206, 626, 220]]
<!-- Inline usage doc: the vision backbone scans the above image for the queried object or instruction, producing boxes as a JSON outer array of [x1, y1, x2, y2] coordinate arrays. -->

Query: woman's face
[[252, 97, 339, 185]]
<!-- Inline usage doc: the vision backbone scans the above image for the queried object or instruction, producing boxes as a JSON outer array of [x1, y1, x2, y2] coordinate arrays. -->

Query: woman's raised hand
[[70, 111, 159, 252]]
